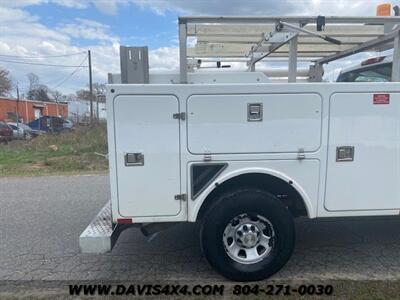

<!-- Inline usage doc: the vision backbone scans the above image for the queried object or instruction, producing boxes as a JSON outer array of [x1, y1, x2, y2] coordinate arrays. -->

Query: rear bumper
[[79, 201, 124, 253]]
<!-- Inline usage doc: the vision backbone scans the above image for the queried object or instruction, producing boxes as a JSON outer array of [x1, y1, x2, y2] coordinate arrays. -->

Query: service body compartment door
[[187, 94, 322, 154], [113, 95, 181, 217], [325, 92, 400, 211]]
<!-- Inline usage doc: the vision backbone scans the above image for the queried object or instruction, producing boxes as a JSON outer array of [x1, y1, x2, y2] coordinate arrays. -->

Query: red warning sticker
[[373, 94, 390, 104]]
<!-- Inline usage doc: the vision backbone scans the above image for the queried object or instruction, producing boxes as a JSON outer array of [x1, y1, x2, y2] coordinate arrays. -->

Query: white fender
[[189, 167, 315, 221]]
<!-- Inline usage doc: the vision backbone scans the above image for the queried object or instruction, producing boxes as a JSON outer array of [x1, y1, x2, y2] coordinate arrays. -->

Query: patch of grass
[[0, 123, 108, 177]]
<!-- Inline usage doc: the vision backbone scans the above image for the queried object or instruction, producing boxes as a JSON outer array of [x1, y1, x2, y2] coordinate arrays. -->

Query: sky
[[0, 0, 398, 96]]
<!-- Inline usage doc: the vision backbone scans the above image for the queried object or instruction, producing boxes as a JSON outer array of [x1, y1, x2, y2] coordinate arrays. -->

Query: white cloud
[[52, 0, 88, 9], [132, 0, 393, 16], [149, 47, 179, 71], [92, 0, 121, 15], [1, 0, 45, 8], [1, 0, 125, 15], [58, 18, 118, 43], [0, 6, 39, 22], [0, 41, 11, 52], [5, 0, 398, 17]]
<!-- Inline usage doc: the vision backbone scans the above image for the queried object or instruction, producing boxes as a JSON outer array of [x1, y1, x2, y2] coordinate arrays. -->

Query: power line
[[53, 68, 85, 89], [44, 73, 74, 86], [0, 52, 87, 59], [53, 55, 88, 89], [0, 58, 88, 68]]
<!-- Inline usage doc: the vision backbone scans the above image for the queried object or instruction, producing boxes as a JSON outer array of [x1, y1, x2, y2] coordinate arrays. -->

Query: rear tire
[[200, 188, 295, 281]]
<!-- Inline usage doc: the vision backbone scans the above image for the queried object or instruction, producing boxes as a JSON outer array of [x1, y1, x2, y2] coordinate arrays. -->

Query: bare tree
[[26, 73, 50, 102], [93, 83, 106, 99], [27, 72, 40, 91], [0, 68, 13, 96], [50, 90, 63, 102], [76, 83, 106, 102], [28, 87, 50, 102], [76, 89, 92, 101]]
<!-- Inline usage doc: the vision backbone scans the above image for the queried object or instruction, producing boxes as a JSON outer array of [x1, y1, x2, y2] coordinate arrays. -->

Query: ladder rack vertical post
[[179, 19, 188, 84], [309, 63, 324, 82], [288, 35, 298, 83], [392, 30, 400, 82]]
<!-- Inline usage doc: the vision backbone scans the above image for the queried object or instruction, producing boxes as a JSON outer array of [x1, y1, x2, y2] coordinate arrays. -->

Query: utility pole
[[96, 93, 99, 121], [88, 50, 93, 123], [16, 85, 20, 126]]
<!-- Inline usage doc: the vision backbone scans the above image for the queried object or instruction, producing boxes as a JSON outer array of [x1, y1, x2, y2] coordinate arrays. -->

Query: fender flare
[[189, 167, 315, 221]]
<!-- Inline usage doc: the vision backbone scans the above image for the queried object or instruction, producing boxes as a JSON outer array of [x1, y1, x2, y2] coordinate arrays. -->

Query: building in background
[[68, 98, 106, 123], [0, 97, 68, 123]]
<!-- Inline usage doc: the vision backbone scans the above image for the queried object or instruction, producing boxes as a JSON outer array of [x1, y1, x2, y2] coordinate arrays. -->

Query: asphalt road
[[1, 175, 400, 283]]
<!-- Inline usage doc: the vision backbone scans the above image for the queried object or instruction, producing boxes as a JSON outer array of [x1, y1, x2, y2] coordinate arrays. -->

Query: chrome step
[[79, 201, 122, 253]]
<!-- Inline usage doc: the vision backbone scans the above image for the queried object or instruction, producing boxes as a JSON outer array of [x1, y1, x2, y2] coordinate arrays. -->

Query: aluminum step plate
[[79, 201, 122, 253]]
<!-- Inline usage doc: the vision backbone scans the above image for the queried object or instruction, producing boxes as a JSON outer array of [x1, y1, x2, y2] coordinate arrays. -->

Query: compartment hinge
[[203, 150, 212, 161], [297, 148, 306, 160], [173, 112, 186, 120], [174, 194, 187, 201]]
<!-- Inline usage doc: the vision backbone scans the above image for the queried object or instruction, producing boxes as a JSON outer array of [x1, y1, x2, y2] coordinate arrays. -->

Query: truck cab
[[337, 55, 396, 82]]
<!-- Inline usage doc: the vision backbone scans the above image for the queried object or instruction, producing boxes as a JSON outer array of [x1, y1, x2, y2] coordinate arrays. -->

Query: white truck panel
[[106, 81, 400, 222], [113, 95, 182, 217], [325, 92, 400, 211], [187, 94, 322, 154], [188, 160, 321, 221]]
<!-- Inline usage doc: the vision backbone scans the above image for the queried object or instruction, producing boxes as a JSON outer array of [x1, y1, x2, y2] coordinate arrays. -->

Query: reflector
[[361, 56, 386, 66], [117, 218, 133, 224]]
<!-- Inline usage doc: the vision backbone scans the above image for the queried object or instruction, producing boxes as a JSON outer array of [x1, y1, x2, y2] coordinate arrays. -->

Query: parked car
[[0, 121, 13, 144], [63, 119, 74, 130], [7, 122, 37, 140], [7, 123, 24, 139], [28, 116, 69, 133], [337, 55, 396, 82]]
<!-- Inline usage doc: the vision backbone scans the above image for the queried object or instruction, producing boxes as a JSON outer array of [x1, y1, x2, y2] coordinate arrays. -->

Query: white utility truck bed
[[80, 15, 400, 281]]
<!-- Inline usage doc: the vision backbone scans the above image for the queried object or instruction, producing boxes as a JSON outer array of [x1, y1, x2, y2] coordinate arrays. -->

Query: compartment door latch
[[174, 194, 187, 201], [247, 103, 263, 121], [125, 152, 144, 166], [173, 112, 186, 120], [336, 146, 355, 162]]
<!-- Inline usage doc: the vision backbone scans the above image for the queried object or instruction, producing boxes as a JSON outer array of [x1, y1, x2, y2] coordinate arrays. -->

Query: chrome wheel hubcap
[[223, 213, 275, 264]]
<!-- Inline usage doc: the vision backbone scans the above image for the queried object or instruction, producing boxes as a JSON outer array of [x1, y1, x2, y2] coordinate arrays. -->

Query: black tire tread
[[200, 187, 295, 281]]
